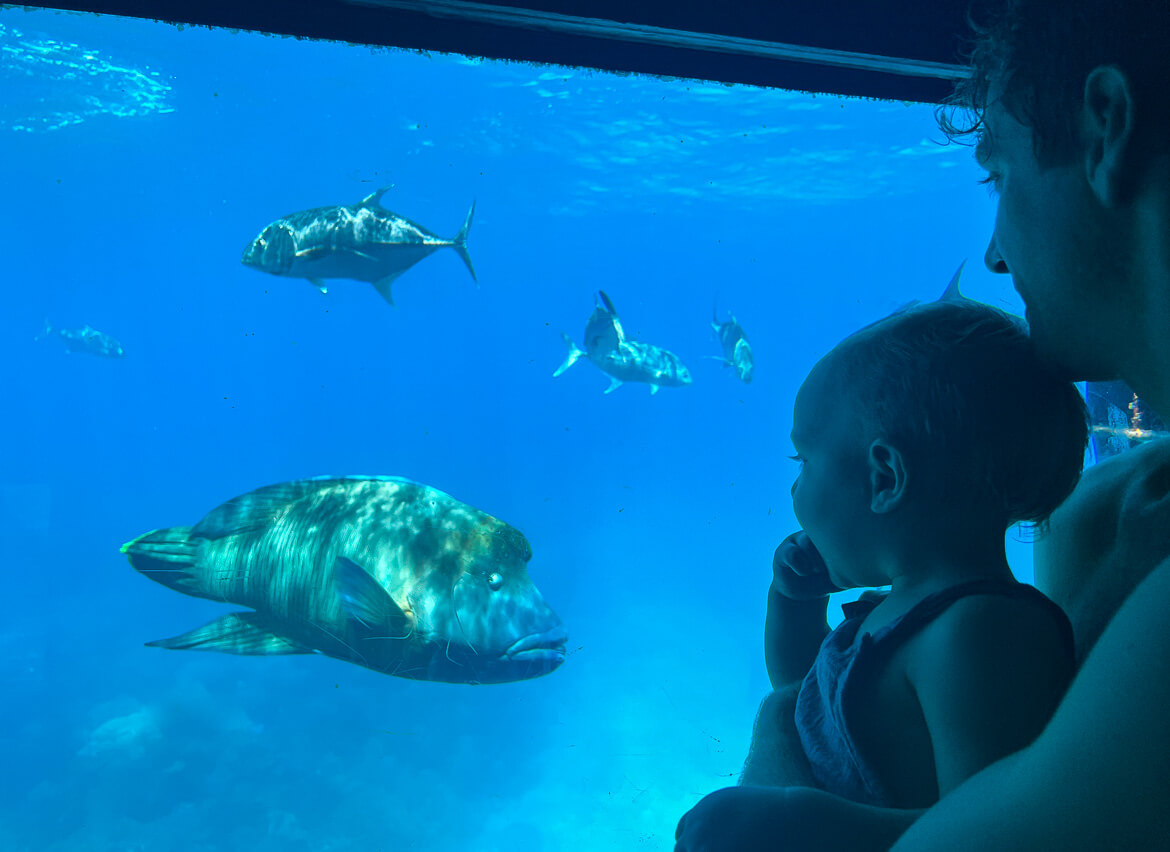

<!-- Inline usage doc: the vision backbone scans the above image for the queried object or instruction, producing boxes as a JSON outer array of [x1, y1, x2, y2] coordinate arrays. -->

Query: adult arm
[[677, 562, 1170, 852], [889, 558, 1170, 851], [739, 683, 818, 787]]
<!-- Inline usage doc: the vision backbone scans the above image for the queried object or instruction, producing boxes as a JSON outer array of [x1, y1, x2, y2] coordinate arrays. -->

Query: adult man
[[675, 1, 1170, 848]]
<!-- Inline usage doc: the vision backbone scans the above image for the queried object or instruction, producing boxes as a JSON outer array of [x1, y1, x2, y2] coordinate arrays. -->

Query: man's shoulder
[[1037, 438, 1170, 657], [1060, 438, 1170, 523]]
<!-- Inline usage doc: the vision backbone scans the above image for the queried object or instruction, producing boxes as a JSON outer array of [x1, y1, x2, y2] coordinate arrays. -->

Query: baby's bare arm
[[906, 593, 1074, 796]]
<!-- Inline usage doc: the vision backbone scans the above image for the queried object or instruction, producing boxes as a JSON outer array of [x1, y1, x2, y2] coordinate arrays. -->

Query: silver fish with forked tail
[[241, 187, 476, 307], [710, 305, 753, 383], [122, 476, 566, 685], [554, 290, 691, 395]]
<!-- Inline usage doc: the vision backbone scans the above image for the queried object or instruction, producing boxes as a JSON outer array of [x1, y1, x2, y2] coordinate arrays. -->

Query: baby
[[756, 297, 1087, 809]]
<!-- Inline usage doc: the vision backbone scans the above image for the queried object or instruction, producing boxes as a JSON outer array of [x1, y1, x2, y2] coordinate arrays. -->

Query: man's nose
[[984, 229, 1009, 274]]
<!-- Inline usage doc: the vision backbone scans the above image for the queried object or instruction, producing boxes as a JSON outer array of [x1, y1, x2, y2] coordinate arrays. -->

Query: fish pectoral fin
[[604, 377, 623, 394], [146, 612, 314, 656], [346, 249, 378, 262], [309, 278, 329, 294], [371, 272, 404, 307], [334, 557, 411, 635], [295, 247, 329, 260]]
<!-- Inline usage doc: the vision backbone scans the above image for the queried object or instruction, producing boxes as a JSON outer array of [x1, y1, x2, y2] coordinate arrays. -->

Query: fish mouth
[[505, 624, 569, 661]]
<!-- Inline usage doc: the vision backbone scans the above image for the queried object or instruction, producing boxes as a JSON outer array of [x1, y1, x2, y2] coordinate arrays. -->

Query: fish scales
[[124, 476, 565, 684]]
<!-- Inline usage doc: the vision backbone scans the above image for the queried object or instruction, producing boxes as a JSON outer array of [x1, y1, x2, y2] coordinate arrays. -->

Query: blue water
[[0, 7, 1023, 850]]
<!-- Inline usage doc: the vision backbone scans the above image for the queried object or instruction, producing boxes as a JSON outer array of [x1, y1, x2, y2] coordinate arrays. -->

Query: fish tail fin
[[553, 332, 585, 377], [452, 199, 477, 284], [121, 526, 219, 601]]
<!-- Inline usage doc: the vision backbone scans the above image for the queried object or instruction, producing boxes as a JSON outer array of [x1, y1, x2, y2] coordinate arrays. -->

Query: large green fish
[[122, 476, 567, 685]]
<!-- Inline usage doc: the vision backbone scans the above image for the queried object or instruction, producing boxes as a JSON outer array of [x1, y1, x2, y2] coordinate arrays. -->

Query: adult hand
[[675, 785, 923, 852], [1113, 444, 1170, 578], [674, 785, 793, 852], [771, 531, 841, 600]]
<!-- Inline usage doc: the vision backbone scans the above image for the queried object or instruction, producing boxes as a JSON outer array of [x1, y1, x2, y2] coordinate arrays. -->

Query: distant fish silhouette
[[241, 187, 476, 307], [554, 291, 691, 395], [709, 303, 753, 384], [37, 320, 125, 358]]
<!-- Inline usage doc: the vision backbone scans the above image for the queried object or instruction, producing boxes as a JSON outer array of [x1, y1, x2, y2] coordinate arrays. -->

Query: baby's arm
[[742, 532, 839, 787], [764, 531, 835, 688], [905, 594, 1074, 796]]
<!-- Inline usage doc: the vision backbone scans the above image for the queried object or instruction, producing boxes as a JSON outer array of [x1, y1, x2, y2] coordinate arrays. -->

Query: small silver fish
[[241, 187, 476, 307], [37, 320, 125, 358], [554, 290, 692, 395], [710, 305, 753, 383], [122, 475, 567, 685]]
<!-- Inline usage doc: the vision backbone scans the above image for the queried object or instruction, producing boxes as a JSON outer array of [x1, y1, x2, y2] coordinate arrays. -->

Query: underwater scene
[[3, 6, 1154, 851]]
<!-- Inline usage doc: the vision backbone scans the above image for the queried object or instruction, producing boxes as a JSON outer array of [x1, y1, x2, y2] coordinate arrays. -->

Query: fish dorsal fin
[[191, 475, 412, 539], [359, 184, 395, 210], [939, 259, 968, 302], [334, 556, 411, 635], [597, 290, 626, 342]]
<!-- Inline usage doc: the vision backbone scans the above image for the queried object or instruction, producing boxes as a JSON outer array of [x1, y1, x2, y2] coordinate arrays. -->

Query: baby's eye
[[788, 454, 805, 465]]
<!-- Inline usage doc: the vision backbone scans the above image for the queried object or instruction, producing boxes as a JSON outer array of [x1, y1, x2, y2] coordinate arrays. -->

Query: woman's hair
[[838, 300, 1088, 528], [937, 0, 1170, 168]]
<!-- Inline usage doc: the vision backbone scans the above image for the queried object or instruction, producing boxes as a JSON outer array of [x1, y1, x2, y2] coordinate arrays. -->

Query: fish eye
[[487, 572, 503, 591]]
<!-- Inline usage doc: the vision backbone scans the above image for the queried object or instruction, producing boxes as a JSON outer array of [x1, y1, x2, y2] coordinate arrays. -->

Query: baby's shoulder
[[905, 590, 1072, 675]]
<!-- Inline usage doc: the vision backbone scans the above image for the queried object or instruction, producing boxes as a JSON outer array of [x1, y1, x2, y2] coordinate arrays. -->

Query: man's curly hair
[[937, 0, 1170, 168]]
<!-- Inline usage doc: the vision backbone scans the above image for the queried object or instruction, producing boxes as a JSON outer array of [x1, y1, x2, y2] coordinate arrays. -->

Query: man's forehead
[[974, 100, 1018, 162]]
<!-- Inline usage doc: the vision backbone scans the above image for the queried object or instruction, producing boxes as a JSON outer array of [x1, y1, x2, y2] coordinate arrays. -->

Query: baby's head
[[791, 299, 1088, 577]]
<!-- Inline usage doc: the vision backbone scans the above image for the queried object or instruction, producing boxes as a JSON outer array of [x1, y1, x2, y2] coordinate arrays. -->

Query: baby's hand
[[771, 531, 841, 600]]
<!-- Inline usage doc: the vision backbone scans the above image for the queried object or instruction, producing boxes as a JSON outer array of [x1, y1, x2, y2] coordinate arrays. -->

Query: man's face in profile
[[978, 93, 1119, 382]]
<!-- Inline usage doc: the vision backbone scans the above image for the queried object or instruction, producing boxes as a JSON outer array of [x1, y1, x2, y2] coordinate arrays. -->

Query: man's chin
[[1028, 327, 1119, 383]]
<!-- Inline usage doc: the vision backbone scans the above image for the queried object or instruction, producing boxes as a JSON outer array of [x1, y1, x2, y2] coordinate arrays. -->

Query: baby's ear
[[868, 439, 909, 513]]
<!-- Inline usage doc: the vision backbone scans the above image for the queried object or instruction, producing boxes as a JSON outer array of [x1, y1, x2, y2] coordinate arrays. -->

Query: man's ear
[[1083, 65, 1137, 206], [869, 440, 909, 514]]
